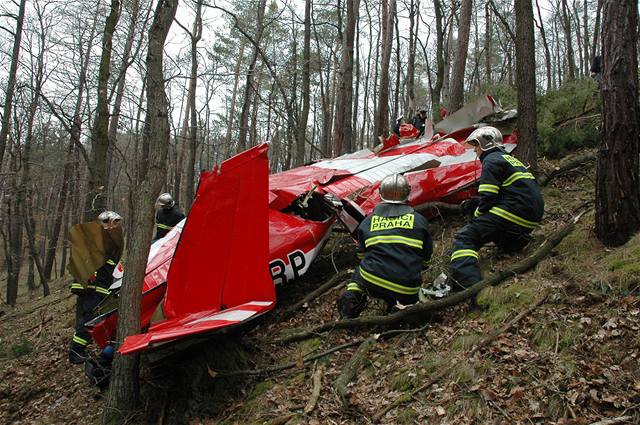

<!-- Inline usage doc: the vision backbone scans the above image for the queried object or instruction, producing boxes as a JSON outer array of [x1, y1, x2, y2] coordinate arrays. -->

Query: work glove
[[460, 197, 479, 216]]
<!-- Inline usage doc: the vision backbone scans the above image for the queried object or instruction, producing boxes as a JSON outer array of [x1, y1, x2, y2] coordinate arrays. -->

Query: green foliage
[[478, 83, 518, 108], [4, 338, 33, 358], [538, 78, 601, 158], [603, 233, 640, 295], [476, 282, 536, 325]]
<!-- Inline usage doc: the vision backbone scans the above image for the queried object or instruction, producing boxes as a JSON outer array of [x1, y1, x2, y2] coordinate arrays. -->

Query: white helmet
[[98, 211, 123, 229], [379, 174, 410, 204], [156, 193, 175, 209], [465, 126, 503, 151]]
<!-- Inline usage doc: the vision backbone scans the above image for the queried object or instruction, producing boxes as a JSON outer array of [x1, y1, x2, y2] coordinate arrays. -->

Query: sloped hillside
[[1, 150, 638, 425]]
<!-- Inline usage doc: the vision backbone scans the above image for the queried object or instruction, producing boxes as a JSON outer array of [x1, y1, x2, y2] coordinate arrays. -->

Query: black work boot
[[69, 345, 88, 364]]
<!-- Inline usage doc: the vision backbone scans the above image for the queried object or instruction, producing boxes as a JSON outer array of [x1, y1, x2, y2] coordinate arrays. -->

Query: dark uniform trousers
[[449, 148, 544, 289], [338, 203, 433, 318], [69, 259, 116, 353]]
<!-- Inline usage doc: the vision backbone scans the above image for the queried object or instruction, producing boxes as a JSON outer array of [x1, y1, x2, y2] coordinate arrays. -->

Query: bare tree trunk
[[591, 0, 602, 58], [103, 0, 178, 422], [560, 0, 577, 80], [85, 0, 121, 221], [535, 0, 553, 92], [514, 0, 539, 172], [237, 0, 267, 153], [484, 2, 492, 85], [392, 13, 401, 120], [432, 0, 445, 122], [595, 0, 640, 246], [448, 0, 472, 113], [333, 0, 360, 155], [0, 0, 26, 168], [184, 0, 203, 211], [374, 0, 395, 139], [296, 0, 312, 165], [107, 0, 144, 201], [403, 0, 417, 116], [224, 39, 247, 158]]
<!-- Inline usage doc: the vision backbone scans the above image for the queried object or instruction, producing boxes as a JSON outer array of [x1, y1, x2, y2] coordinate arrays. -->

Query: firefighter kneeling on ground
[[68, 211, 122, 366], [337, 174, 433, 318], [446, 126, 544, 290], [154, 192, 186, 241]]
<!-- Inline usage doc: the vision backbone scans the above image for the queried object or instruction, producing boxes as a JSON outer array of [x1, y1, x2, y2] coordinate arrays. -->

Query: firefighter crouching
[[154, 192, 186, 240], [448, 126, 544, 289], [337, 174, 433, 318], [68, 211, 122, 364]]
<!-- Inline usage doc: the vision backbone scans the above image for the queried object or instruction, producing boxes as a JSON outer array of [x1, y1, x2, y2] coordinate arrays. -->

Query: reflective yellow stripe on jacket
[[489, 206, 539, 229], [478, 184, 500, 194], [156, 223, 173, 230], [451, 249, 479, 261], [359, 268, 420, 295], [364, 235, 423, 249], [502, 171, 535, 187]]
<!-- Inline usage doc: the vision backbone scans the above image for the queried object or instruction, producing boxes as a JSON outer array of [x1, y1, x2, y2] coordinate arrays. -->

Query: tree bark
[[404, 0, 417, 116], [431, 0, 445, 122], [595, 0, 640, 246], [373, 0, 395, 140], [535, 0, 553, 92], [84, 0, 121, 221], [333, 0, 360, 155], [295, 0, 312, 166], [103, 0, 178, 422], [448, 0, 473, 114], [237, 0, 267, 153], [560, 0, 577, 81], [0, 0, 26, 168], [184, 0, 203, 211], [514, 0, 539, 172]]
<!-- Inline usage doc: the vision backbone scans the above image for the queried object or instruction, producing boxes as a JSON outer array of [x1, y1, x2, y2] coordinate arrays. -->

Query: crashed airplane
[[87, 95, 518, 354]]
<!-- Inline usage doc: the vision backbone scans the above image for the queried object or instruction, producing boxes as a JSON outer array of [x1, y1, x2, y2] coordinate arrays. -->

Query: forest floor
[[1, 149, 639, 425]]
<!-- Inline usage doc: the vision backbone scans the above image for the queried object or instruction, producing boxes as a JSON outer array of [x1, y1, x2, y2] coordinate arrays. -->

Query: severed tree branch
[[334, 335, 377, 402], [280, 214, 582, 344]]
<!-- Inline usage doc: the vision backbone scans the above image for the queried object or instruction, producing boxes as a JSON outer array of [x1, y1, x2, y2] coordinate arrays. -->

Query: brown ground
[[1, 150, 639, 425]]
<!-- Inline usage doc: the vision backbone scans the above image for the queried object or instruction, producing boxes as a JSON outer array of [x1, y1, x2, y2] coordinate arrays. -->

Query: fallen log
[[279, 214, 581, 344], [333, 336, 377, 403], [588, 416, 633, 425], [281, 270, 350, 320], [539, 151, 596, 187], [215, 327, 429, 379], [373, 293, 549, 421]]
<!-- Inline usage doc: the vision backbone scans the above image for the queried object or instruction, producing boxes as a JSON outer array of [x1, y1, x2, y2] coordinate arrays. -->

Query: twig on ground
[[280, 215, 580, 344], [304, 364, 324, 414], [539, 151, 596, 187]]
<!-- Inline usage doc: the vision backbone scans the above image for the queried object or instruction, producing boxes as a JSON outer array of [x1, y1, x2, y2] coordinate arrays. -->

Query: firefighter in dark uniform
[[337, 174, 433, 318], [69, 211, 122, 364], [411, 107, 428, 136], [448, 126, 544, 289], [154, 193, 185, 240]]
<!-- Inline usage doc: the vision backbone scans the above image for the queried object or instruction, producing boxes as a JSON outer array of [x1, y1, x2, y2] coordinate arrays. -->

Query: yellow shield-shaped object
[[67, 222, 124, 286]]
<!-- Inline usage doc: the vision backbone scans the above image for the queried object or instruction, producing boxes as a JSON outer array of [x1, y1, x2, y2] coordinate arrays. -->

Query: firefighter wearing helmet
[[69, 211, 123, 364], [445, 126, 544, 290], [337, 174, 433, 318], [154, 193, 185, 240]]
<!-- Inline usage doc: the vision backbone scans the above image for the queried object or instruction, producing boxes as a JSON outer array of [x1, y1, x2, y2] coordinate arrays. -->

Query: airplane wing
[[118, 143, 275, 354]]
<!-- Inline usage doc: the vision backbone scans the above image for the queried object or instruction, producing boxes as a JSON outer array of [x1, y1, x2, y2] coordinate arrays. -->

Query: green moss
[[451, 333, 482, 351], [447, 391, 483, 417], [476, 283, 535, 325], [10, 338, 32, 358], [249, 380, 274, 400], [391, 370, 418, 392], [297, 338, 321, 357], [603, 234, 640, 294], [397, 407, 418, 424]]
